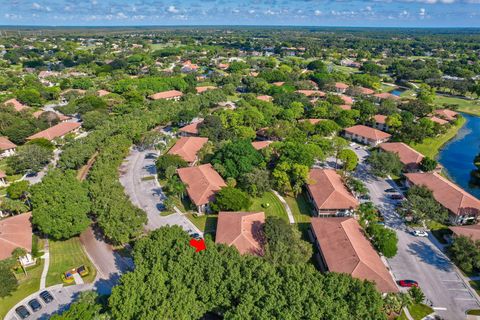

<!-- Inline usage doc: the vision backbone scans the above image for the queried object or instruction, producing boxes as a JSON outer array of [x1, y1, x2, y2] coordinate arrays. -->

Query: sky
[[0, 0, 479, 27]]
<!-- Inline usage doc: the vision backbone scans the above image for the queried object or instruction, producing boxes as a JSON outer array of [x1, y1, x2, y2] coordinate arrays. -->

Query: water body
[[390, 89, 405, 96], [437, 113, 480, 199]]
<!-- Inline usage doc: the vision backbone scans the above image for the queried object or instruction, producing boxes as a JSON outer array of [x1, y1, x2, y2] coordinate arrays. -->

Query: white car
[[412, 230, 428, 237]]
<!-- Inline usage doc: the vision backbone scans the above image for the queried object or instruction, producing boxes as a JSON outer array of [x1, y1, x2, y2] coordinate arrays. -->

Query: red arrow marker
[[189, 238, 206, 252]]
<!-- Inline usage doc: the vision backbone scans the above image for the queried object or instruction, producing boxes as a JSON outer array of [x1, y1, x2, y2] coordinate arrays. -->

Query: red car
[[398, 280, 418, 287]]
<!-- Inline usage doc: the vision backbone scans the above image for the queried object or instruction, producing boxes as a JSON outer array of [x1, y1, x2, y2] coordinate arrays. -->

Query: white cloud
[[32, 2, 41, 10], [419, 7, 426, 18], [116, 12, 128, 19], [167, 6, 179, 14], [314, 10, 322, 16]]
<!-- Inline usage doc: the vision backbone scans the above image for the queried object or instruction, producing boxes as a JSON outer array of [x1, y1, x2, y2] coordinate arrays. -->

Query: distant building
[[310, 217, 398, 293], [405, 172, 480, 225], [177, 164, 226, 213], [149, 90, 184, 101], [256, 95, 273, 102], [306, 169, 359, 216], [434, 109, 459, 122], [372, 114, 389, 132], [373, 92, 400, 102], [335, 82, 349, 93], [97, 89, 111, 97], [3, 98, 29, 112], [429, 116, 449, 126], [215, 211, 265, 256], [168, 137, 208, 165], [343, 125, 391, 146], [195, 86, 217, 94], [179, 120, 203, 137], [251, 140, 273, 150], [26, 122, 81, 142]]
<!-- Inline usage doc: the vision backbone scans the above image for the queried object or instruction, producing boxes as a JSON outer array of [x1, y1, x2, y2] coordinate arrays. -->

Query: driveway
[[119, 147, 202, 235], [351, 144, 480, 320]]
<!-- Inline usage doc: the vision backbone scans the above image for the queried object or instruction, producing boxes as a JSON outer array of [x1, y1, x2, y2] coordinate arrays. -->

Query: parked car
[[39, 290, 54, 303], [15, 306, 31, 319], [384, 188, 396, 193], [389, 194, 404, 200], [28, 298, 42, 312], [191, 233, 202, 240], [398, 280, 419, 287], [412, 230, 428, 237]]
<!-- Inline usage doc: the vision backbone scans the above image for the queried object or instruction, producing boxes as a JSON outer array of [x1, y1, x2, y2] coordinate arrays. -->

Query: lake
[[437, 113, 480, 198]]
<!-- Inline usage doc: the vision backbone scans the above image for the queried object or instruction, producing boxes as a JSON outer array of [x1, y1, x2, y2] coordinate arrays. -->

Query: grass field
[[434, 95, 480, 116], [285, 193, 313, 224], [410, 116, 466, 159], [185, 214, 218, 234], [0, 260, 44, 319], [46, 238, 96, 287], [408, 303, 434, 320], [332, 65, 359, 74], [249, 191, 289, 222]]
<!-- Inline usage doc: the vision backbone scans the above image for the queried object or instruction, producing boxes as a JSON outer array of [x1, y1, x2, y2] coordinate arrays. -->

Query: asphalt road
[[119, 147, 202, 235], [351, 144, 480, 320]]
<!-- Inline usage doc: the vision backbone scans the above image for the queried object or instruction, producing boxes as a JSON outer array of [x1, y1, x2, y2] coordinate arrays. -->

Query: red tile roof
[[339, 104, 352, 110], [256, 95, 273, 102], [405, 172, 480, 216], [373, 114, 387, 124], [311, 217, 398, 293], [307, 169, 359, 211], [429, 116, 449, 125], [179, 120, 203, 135], [97, 89, 111, 97], [339, 94, 354, 105], [251, 141, 273, 150], [0, 212, 33, 260], [295, 90, 326, 97], [450, 224, 480, 242], [379, 142, 424, 169], [344, 125, 391, 141], [177, 164, 226, 206], [216, 211, 265, 256], [3, 98, 29, 112], [195, 86, 217, 93], [359, 87, 375, 95], [0, 136, 16, 151], [27, 122, 81, 141], [335, 82, 349, 90], [435, 109, 459, 121], [272, 82, 285, 86], [299, 119, 324, 125], [373, 92, 400, 100], [149, 90, 184, 100], [168, 137, 208, 163]]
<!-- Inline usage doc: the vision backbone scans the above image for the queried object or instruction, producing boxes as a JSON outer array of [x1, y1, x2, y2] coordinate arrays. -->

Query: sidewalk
[[271, 190, 295, 224], [39, 239, 50, 290]]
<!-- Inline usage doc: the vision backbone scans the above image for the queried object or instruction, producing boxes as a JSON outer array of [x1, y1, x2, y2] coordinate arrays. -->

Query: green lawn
[[434, 95, 480, 116], [249, 191, 289, 222], [408, 303, 434, 320], [410, 116, 466, 159], [285, 193, 313, 224], [0, 260, 44, 319], [467, 309, 480, 315], [332, 65, 359, 74], [426, 220, 451, 244], [185, 214, 218, 234], [46, 237, 96, 287]]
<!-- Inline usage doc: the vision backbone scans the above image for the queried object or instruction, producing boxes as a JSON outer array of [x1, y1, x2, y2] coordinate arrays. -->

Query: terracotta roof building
[[344, 125, 391, 146], [338, 94, 354, 105], [339, 104, 352, 111], [195, 86, 217, 94], [306, 169, 359, 216], [179, 120, 203, 136], [373, 92, 400, 101], [359, 87, 375, 95], [272, 82, 285, 87], [310, 217, 398, 293], [251, 140, 273, 150], [149, 90, 184, 101], [435, 109, 459, 122], [0, 212, 33, 260], [450, 224, 480, 242], [295, 90, 326, 97], [97, 89, 111, 97], [372, 114, 389, 131], [256, 95, 273, 102], [3, 98, 29, 112], [168, 137, 208, 165], [26, 122, 81, 141], [299, 119, 324, 125], [429, 116, 449, 126], [177, 164, 227, 213], [0, 136, 16, 158], [379, 142, 425, 172], [405, 172, 480, 225], [215, 211, 265, 256], [335, 82, 349, 93]]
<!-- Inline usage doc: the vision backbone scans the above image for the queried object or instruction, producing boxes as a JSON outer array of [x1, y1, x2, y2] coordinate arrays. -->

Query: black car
[[28, 298, 42, 312], [39, 290, 54, 303], [15, 306, 30, 319], [384, 188, 396, 193], [389, 194, 404, 200]]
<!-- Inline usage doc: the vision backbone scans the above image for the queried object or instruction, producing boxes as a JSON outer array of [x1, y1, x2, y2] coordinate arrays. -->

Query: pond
[[437, 113, 480, 198]]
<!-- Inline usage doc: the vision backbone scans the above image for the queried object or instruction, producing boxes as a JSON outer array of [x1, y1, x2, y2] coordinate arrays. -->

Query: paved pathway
[[119, 147, 202, 236], [39, 239, 49, 290], [271, 190, 295, 224]]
